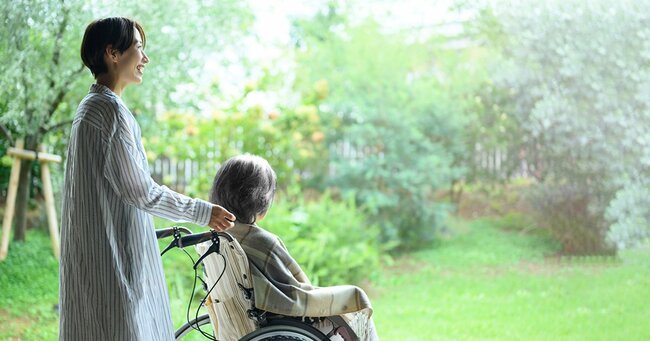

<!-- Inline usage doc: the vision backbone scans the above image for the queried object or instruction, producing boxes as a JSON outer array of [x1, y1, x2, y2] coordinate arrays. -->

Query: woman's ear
[[105, 45, 119, 63]]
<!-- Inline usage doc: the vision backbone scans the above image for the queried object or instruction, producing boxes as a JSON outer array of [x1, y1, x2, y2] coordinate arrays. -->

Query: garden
[[1, 0, 649, 340]]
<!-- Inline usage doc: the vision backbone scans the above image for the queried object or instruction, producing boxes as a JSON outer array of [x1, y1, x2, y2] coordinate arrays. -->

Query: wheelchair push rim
[[174, 313, 212, 339], [239, 319, 328, 341]]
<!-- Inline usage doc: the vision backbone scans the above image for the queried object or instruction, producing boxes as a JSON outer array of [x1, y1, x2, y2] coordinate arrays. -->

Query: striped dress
[[59, 84, 213, 340]]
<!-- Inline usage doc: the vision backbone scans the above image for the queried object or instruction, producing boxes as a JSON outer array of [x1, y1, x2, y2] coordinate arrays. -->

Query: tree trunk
[[12, 136, 38, 242], [12, 159, 32, 241], [449, 179, 463, 207]]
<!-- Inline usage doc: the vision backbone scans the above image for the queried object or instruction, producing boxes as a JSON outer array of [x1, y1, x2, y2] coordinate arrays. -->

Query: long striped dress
[[59, 83, 213, 340]]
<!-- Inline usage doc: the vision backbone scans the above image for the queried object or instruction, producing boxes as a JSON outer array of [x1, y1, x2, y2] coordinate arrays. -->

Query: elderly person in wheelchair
[[196, 154, 378, 341]]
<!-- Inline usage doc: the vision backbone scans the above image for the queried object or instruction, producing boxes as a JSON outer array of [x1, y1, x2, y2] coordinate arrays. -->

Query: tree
[[0, 0, 88, 241], [475, 0, 650, 252], [0, 0, 251, 241], [291, 6, 467, 249]]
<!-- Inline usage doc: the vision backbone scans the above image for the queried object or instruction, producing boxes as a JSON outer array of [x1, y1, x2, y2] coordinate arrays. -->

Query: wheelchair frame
[[156, 226, 330, 341]]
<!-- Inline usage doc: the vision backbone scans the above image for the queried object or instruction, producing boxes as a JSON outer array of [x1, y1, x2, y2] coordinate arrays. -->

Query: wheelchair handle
[[156, 226, 193, 239], [180, 230, 235, 246], [159, 227, 236, 256], [179, 231, 216, 248]]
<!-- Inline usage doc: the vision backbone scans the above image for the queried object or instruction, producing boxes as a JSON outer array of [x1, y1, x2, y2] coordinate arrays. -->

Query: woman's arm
[[102, 107, 212, 225]]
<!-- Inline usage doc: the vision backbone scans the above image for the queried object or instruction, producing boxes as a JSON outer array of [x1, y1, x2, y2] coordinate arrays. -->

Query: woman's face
[[116, 29, 149, 85]]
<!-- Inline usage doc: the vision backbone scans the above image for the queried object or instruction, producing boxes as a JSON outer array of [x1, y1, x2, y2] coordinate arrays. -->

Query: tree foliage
[[0, 0, 88, 141], [477, 0, 650, 251], [0, 0, 252, 239], [291, 7, 467, 249], [89, 0, 253, 116]]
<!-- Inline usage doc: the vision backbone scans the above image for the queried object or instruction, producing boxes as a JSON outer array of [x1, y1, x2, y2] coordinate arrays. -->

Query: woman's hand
[[208, 205, 236, 231]]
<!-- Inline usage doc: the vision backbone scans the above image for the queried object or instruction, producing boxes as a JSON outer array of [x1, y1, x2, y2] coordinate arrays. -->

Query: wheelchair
[[157, 227, 347, 341]]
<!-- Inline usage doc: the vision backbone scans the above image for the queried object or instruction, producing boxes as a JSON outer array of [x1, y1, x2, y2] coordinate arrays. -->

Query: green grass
[[0, 231, 59, 340], [2, 217, 649, 340], [371, 217, 650, 340], [0, 220, 212, 341]]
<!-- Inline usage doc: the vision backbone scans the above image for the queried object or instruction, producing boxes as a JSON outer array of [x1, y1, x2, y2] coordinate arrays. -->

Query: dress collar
[[89, 83, 117, 96]]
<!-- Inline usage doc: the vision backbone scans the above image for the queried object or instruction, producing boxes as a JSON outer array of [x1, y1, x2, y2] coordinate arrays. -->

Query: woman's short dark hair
[[209, 155, 277, 224], [80, 17, 146, 78]]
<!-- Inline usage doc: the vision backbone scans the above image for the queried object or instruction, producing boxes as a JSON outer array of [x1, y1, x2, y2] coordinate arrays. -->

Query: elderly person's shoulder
[[229, 223, 281, 247]]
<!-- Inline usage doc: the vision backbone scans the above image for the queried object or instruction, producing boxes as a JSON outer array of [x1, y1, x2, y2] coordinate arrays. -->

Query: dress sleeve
[[102, 105, 212, 226]]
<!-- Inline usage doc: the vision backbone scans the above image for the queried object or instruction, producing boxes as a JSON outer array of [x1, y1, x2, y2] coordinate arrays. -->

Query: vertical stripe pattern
[[196, 236, 257, 340], [59, 84, 213, 341]]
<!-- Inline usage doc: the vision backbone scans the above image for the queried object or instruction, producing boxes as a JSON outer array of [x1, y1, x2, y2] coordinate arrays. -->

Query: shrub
[[527, 183, 614, 255], [143, 93, 327, 198], [605, 181, 650, 249]]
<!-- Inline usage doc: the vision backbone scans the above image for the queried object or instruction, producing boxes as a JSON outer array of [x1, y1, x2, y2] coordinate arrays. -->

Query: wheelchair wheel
[[240, 319, 328, 341], [174, 313, 213, 340]]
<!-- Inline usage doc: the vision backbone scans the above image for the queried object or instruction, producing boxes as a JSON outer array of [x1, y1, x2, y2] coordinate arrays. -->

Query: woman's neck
[[95, 74, 125, 97]]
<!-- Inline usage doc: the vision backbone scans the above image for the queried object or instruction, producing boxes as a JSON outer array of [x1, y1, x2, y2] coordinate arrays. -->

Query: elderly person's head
[[209, 155, 277, 224]]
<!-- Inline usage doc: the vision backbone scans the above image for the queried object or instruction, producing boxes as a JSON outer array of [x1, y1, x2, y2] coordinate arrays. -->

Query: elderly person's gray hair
[[209, 154, 277, 224]]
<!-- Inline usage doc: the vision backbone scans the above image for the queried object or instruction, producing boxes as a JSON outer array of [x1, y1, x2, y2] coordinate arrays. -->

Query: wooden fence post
[[0, 139, 62, 261], [39, 145, 61, 260], [0, 139, 24, 261]]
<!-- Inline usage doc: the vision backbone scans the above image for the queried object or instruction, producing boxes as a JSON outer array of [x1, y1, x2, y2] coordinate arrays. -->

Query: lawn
[[1, 217, 649, 340], [371, 217, 650, 340]]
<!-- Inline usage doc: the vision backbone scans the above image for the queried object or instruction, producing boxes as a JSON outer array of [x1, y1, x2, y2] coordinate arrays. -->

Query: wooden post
[[0, 139, 62, 261], [39, 145, 60, 261], [0, 139, 23, 261]]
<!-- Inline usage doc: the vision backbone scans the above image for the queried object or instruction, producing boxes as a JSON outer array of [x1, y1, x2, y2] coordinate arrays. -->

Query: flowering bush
[[142, 82, 328, 197]]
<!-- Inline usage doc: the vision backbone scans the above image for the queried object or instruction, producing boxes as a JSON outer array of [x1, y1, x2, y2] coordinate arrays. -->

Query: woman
[[208, 154, 379, 341], [59, 17, 235, 340]]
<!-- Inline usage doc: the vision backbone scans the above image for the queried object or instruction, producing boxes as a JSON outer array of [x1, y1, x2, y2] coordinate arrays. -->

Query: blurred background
[[1, 0, 649, 339]]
